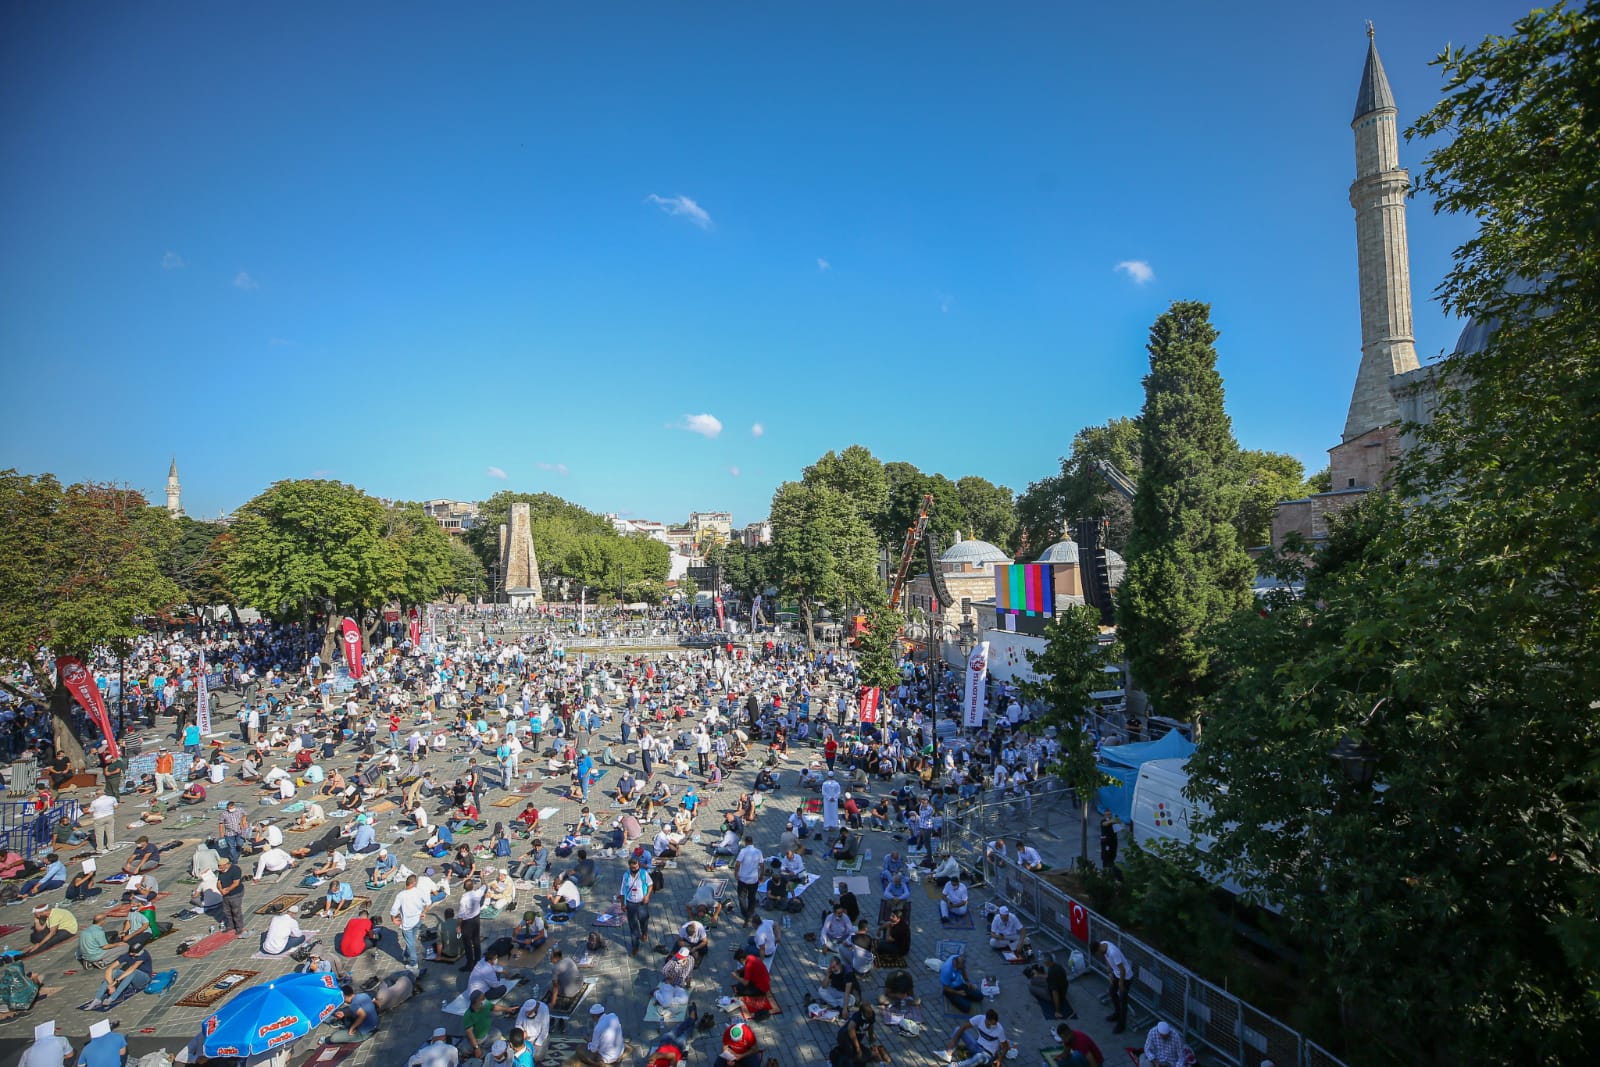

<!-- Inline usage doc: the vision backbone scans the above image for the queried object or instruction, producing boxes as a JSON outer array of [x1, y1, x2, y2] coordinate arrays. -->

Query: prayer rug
[[180, 930, 239, 958], [738, 993, 783, 1019], [255, 893, 308, 916], [174, 969, 260, 1008]]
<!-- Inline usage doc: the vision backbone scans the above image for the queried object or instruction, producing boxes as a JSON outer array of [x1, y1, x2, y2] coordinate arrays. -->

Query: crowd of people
[[2, 608, 1214, 1067]]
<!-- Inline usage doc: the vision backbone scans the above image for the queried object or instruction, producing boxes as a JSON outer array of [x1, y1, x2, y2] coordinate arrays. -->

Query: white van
[[1130, 757, 1278, 911]]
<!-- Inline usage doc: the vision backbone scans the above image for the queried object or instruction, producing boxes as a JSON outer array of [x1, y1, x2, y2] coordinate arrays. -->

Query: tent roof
[[1097, 729, 1196, 770]]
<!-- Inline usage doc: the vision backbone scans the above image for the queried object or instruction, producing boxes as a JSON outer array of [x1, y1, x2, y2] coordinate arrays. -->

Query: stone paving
[[0, 660, 1134, 1067]]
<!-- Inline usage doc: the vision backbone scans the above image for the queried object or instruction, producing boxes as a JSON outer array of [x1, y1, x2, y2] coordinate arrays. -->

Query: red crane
[[887, 493, 935, 611]]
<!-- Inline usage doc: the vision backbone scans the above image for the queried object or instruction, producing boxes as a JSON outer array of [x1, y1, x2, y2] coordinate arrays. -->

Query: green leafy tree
[[1190, 8, 1600, 1059], [1230, 448, 1306, 548], [384, 505, 454, 618], [803, 445, 889, 533], [955, 475, 1017, 548], [164, 516, 238, 620], [719, 541, 773, 600], [854, 603, 905, 693], [1014, 418, 1142, 557], [769, 481, 881, 645], [224, 479, 405, 661], [0, 472, 181, 763], [1116, 302, 1252, 720], [442, 538, 487, 603], [1017, 605, 1117, 865]]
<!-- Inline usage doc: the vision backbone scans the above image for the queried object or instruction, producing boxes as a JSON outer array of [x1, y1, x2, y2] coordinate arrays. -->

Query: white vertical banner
[[964, 641, 990, 729], [195, 652, 212, 735]]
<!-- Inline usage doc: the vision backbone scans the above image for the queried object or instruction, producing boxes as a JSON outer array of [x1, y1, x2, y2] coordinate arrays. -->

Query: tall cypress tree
[[1116, 301, 1253, 720]]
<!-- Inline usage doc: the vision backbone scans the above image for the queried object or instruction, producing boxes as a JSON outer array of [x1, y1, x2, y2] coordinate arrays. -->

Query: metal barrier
[[943, 792, 1347, 1067], [0, 798, 82, 861]]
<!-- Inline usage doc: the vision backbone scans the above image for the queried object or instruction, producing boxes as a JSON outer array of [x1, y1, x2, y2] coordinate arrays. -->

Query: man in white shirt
[[940, 877, 970, 922], [466, 947, 508, 1001], [406, 1028, 459, 1067], [819, 905, 854, 952], [457, 877, 487, 969], [1094, 939, 1133, 1033], [734, 837, 764, 924], [88, 789, 118, 853], [1016, 842, 1044, 870], [261, 906, 306, 956], [253, 846, 295, 882], [578, 1004, 624, 1066], [496, 996, 549, 1061], [18, 1020, 73, 1067], [390, 874, 431, 971], [987, 906, 1024, 952], [945, 1009, 1009, 1067]]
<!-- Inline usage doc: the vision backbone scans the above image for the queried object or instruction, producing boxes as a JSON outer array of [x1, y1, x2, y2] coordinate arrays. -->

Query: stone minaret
[[1345, 25, 1420, 441], [165, 457, 183, 517]]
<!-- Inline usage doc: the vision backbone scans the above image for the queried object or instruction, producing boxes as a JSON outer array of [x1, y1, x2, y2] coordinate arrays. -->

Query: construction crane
[[887, 493, 935, 611]]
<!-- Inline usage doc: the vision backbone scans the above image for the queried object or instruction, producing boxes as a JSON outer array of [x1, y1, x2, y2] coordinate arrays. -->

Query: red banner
[[408, 608, 422, 647], [857, 685, 880, 725], [340, 617, 364, 679], [57, 656, 120, 759], [714, 596, 725, 629]]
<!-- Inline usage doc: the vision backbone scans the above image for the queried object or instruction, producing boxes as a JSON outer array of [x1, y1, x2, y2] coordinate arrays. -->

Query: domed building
[[903, 532, 1013, 661]]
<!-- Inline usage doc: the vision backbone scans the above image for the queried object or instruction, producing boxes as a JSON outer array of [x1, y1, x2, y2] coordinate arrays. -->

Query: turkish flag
[[1068, 898, 1090, 943]]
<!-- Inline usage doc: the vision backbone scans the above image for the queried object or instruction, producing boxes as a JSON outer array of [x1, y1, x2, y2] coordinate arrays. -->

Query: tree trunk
[[801, 599, 816, 648], [228, 602, 242, 628], [321, 612, 340, 664], [1080, 796, 1091, 868], [51, 683, 88, 766]]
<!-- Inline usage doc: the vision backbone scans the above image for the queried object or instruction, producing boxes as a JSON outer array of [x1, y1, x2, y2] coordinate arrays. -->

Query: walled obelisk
[[500, 502, 543, 607]]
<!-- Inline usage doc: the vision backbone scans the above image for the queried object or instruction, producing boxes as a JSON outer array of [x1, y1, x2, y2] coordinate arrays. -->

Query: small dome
[[940, 538, 1012, 566], [1035, 540, 1079, 565]]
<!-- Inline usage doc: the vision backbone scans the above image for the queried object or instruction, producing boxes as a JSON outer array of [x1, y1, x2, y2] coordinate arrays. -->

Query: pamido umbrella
[[201, 972, 344, 1057]]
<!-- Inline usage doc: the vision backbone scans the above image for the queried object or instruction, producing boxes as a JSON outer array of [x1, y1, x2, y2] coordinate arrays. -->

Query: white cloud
[[750, 422, 765, 438], [162, 251, 185, 270], [537, 462, 570, 476], [728, 466, 741, 477], [233, 271, 259, 290], [670, 413, 723, 439], [817, 258, 830, 272], [646, 194, 713, 230], [485, 466, 508, 480], [1115, 260, 1155, 285]]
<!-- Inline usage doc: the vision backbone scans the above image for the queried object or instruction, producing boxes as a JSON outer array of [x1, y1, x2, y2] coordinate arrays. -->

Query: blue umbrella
[[201, 972, 345, 1057]]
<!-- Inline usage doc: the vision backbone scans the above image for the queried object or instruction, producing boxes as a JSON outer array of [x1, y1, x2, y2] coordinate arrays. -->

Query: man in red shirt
[[720, 1021, 760, 1067], [1052, 1024, 1104, 1067], [730, 952, 770, 997], [338, 909, 382, 957]]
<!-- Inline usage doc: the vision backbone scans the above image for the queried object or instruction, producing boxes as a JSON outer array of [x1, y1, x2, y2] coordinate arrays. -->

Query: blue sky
[[0, 1, 1529, 526]]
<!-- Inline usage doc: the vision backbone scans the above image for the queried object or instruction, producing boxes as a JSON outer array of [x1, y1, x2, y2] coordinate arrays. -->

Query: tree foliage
[[465, 490, 668, 595], [1116, 302, 1253, 720], [803, 445, 888, 530], [1017, 605, 1117, 864], [854, 603, 905, 694], [1014, 418, 1142, 557], [1230, 448, 1306, 548], [954, 475, 1017, 548], [0, 471, 181, 762], [1188, 9, 1600, 1060], [768, 480, 881, 645], [441, 538, 487, 603]]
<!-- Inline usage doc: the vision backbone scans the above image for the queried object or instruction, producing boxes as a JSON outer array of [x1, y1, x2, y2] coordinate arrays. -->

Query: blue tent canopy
[[1095, 730, 1197, 822]]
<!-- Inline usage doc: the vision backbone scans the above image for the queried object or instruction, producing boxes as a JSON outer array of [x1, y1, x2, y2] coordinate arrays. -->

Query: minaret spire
[[1345, 25, 1419, 441], [165, 457, 183, 517]]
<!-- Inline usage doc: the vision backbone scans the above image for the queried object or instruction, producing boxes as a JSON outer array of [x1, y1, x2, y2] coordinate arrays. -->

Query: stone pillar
[[501, 503, 542, 608]]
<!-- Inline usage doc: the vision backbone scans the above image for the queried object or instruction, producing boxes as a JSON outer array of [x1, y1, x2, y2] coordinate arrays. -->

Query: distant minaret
[[166, 457, 183, 517], [1345, 24, 1420, 441]]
